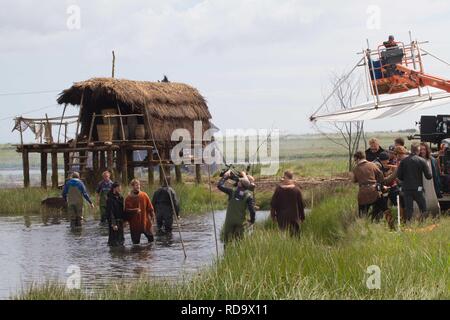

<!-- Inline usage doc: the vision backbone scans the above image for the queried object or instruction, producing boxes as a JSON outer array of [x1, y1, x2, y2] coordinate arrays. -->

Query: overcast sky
[[1, 0, 449, 143]]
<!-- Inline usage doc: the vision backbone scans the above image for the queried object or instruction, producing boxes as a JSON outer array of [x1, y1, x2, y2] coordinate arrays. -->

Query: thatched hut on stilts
[[15, 77, 212, 188]]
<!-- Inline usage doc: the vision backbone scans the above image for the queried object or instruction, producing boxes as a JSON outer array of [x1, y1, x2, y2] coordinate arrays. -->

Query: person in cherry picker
[[383, 35, 398, 48], [382, 35, 404, 77], [368, 35, 397, 81]]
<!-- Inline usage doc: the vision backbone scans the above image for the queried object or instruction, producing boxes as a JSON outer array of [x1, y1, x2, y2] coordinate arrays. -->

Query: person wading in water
[[96, 170, 113, 225], [218, 170, 256, 246], [106, 182, 125, 247], [62, 172, 94, 229], [270, 170, 305, 235], [124, 179, 155, 244], [152, 177, 180, 234]]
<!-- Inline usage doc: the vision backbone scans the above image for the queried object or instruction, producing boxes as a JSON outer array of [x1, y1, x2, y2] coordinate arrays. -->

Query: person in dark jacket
[[218, 170, 256, 245], [270, 171, 305, 235], [383, 35, 398, 48], [373, 151, 393, 220], [106, 182, 125, 247], [352, 151, 384, 221], [397, 143, 433, 221], [152, 178, 180, 234], [365, 138, 385, 162]]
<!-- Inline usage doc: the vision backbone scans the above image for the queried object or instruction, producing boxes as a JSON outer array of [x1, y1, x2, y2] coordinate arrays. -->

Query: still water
[[0, 210, 269, 299]]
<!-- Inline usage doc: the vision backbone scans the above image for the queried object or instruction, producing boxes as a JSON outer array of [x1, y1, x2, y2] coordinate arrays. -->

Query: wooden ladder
[[66, 91, 88, 179], [67, 151, 89, 179]]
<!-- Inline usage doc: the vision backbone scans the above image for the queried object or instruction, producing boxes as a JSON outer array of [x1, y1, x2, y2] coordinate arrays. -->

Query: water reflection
[[0, 210, 269, 299], [41, 210, 63, 226]]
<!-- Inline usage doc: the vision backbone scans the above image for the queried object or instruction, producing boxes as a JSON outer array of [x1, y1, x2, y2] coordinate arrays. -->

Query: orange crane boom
[[396, 65, 450, 93]]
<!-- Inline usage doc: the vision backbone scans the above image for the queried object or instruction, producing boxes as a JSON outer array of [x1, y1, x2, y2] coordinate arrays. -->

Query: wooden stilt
[[147, 150, 154, 186], [63, 152, 69, 179], [40, 152, 48, 189], [79, 150, 86, 174], [51, 152, 58, 188], [23, 150, 30, 188], [195, 164, 202, 184], [19, 120, 24, 147], [100, 151, 106, 170], [121, 150, 128, 186], [175, 165, 182, 184], [127, 150, 134, 183]]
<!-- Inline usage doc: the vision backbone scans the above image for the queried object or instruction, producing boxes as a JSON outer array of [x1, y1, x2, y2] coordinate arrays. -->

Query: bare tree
[[314, 73, 366, 171]]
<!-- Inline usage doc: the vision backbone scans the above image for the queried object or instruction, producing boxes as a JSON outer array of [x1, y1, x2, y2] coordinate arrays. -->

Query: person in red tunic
[[124, 179, 155, 244]]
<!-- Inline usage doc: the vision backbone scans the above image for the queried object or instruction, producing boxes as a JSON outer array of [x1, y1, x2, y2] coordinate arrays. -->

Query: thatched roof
[[57, 77, 211, 120]]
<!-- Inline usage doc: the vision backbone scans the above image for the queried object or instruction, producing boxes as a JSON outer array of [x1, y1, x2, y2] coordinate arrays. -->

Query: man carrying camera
[[218, 170, 256, 245]]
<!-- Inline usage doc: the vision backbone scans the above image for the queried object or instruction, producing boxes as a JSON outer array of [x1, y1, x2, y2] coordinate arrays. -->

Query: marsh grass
[[0, 184, 227, 216], [0, 188, 61, 215], [19, 188, 449, 300]]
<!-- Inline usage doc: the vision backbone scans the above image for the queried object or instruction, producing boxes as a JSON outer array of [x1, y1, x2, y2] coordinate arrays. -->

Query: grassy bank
[[0, 188, 60, 215], [19, 188, 449, 299], [0, 184, 227, 216]]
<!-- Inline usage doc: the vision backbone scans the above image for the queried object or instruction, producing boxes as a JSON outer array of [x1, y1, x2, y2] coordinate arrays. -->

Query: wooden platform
[[15, 140, 156, 153], [14, 139, 198, 189]]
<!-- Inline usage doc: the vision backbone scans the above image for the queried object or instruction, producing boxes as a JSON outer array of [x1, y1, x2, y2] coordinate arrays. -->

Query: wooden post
[[73, 92, 84, 145], [112, 50, 116, 78], [63, 152, 69, 178], [40, 152, 48, 189], [147, 150, 154, 186], [87, 113, 96, 143], [121, 150, 128, 186], [116, 104, 126, 141], [79, 150, 86, 174], [100, 151, 106, 170], [195, 164, 202, 184], [57, 104, 67, 143], [51, 152, 58, 188], [45, 113, 53, 144], [18, 118, 24, 147], [175, 165, 182, 184], [127, 150, 134, 182], [22, 149, 30, 188]]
